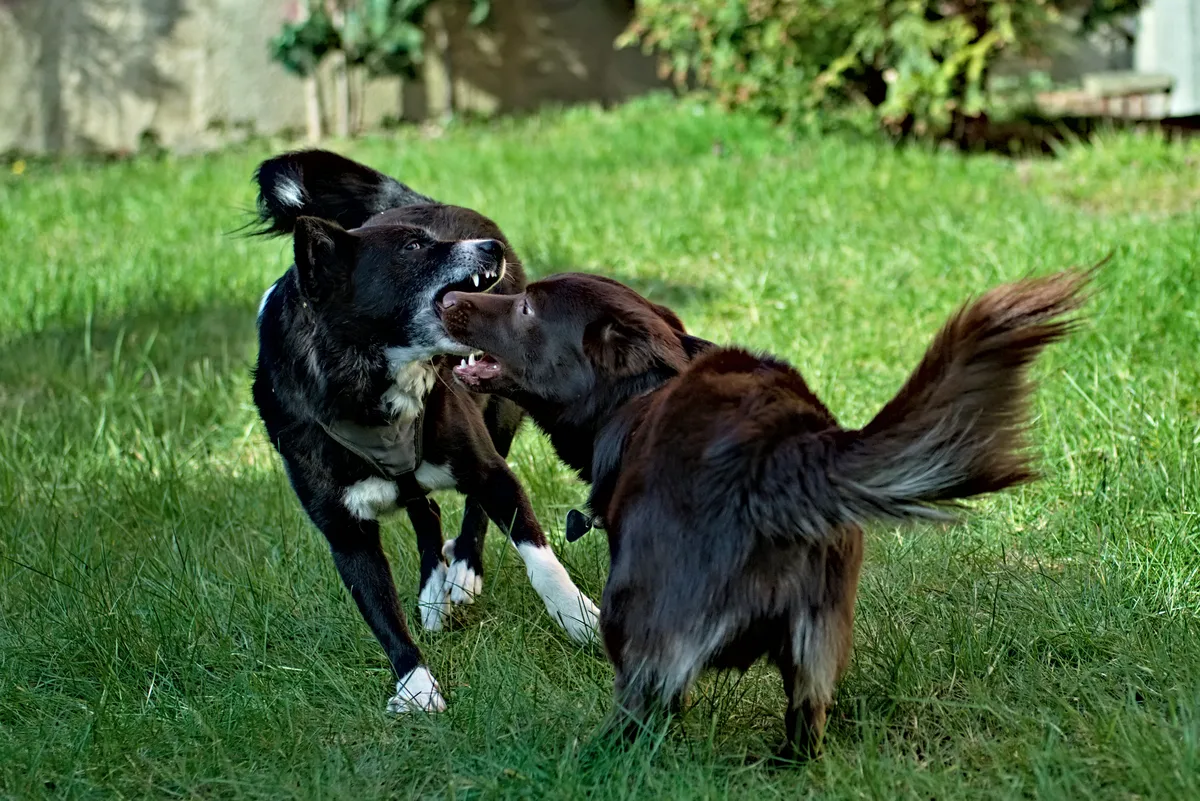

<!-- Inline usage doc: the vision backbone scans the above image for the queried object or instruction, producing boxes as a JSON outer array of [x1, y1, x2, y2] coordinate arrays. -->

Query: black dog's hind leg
[[312, 499, 445, 713], [462, 455, 599, 644], [406, 495, 451, 632], [444, 397, 524, 604], [444, 498, 488, 605]]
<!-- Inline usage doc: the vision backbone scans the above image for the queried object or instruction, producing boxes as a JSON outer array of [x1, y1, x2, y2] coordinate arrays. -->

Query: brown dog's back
[[436, 264, 1090, 756], [599, 270, 1091, 755]]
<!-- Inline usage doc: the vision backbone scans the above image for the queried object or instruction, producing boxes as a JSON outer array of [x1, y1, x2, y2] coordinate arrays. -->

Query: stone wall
[[0, 0, 662, 155]]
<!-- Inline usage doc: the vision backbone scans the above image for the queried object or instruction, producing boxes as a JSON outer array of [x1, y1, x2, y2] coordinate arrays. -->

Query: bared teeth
[[459, 358, 467, 368], [471, 274, 480, 287], [468, 353, 476, 366]]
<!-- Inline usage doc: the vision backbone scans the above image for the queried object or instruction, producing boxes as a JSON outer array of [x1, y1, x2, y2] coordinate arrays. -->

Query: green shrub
[[619, 0, 1143, 137]]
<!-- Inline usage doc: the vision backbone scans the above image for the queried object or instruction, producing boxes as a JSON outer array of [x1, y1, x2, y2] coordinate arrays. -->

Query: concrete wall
[[0, 0, 662, 155]]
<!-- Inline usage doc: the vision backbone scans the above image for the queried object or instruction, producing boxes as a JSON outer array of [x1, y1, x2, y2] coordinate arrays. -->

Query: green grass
[[2, 96, 1198, 799]]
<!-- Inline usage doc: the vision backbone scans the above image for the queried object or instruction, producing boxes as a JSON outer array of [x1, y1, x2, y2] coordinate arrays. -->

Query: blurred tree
[[269, 0, 490, 138]]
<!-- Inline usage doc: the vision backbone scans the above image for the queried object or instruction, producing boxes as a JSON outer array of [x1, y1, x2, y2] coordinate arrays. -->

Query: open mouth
[[452, 352, 502, 388], [433, 259, 506, 307]]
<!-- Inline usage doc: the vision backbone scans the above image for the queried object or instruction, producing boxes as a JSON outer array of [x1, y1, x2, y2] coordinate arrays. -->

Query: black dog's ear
[[253, 150, 435, 236], [584, 314, 688, 377], [294, 216, 357, 301]]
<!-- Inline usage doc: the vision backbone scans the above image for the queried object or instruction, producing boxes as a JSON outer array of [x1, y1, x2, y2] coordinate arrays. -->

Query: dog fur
[[250, 151, 597, 713], [439, 269, 1091, 754]]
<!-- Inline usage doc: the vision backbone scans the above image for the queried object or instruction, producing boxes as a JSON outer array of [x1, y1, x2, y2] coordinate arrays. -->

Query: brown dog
[[439, 270, 1090, 756]]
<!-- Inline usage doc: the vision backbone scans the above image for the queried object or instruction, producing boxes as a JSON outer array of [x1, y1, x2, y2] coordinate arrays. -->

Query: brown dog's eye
[[520, 297, 534, 316], [404, 240, 422, 251]]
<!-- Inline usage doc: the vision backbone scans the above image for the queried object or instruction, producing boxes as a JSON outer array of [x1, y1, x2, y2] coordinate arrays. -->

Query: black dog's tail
[[759, 269, 1093, 541], [251, 149, 434, 236]]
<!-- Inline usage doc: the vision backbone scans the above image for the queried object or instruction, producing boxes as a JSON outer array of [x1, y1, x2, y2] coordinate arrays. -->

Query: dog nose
[[476, 239, 504, 262], [442, 291, 464, 309]]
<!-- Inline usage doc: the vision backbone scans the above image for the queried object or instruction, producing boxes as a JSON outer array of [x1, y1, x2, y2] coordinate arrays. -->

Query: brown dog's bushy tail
[[824, 269, 1093, 528]]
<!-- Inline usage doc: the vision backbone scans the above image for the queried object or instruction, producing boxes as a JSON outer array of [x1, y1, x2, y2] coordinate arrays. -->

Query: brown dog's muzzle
[[439, 291, 521, 393], [439, 290, 515, 343], [440, 290, 512, 314]]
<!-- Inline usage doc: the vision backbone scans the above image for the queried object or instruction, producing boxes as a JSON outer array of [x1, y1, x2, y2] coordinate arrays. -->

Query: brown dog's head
[[439, 273, 706, 408]]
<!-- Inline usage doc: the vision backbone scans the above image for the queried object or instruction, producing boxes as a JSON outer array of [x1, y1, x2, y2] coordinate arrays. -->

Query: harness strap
[[320, 407, 427, 503]]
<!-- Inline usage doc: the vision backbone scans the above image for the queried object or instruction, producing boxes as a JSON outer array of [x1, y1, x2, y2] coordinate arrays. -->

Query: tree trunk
[[327, 2, 351, 137], [298, 0, 322, 142], [332, 50, 351, 138], [304, 75, 322, 143]]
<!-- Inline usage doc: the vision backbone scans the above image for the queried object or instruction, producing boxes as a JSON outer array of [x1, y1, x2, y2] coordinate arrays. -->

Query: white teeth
[[471, 274, 480, 287], [468, 353, 476, 366], [459, 358, 467, 367]]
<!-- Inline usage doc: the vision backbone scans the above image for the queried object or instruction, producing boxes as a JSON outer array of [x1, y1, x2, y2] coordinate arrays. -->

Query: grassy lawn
[[2, 97, 1197, 799]]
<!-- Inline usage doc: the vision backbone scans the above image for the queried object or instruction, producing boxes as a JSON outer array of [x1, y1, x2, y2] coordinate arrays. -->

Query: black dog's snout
[[475, 239, 505, 262]]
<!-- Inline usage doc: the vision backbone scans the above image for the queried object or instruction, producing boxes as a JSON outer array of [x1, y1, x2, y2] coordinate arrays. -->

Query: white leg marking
[[418, 562, 450, 632], [414, 461, 456, 492], [274, 176, 305, 209], [386, 666, 446, 713], [442, 539, 482, 605], [515, 543, 599, 643], [342, 477, 398, 521]]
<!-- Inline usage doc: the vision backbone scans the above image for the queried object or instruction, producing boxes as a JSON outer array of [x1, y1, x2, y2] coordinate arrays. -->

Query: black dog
[[439, 269, 1090, 754], [250, 151, 598, 713]]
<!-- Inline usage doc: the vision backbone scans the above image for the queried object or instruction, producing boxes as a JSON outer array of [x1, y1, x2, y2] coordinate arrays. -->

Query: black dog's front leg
[[315, 501, 446, 713]]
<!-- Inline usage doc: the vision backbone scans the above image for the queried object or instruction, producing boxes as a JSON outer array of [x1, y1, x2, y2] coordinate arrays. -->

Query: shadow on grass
[[0, 300, 259, 394]]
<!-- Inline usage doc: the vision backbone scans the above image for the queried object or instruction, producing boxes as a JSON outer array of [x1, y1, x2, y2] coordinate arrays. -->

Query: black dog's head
[[293, 217, 508, 357], [252, 149, 525, 359], [253, 149, 435, 236], [440, 273, 709, 409]]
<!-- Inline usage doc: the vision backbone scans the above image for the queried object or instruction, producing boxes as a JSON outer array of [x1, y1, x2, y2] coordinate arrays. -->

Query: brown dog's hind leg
[[775, 656, 825, 761], [776, 609, 850, 760]]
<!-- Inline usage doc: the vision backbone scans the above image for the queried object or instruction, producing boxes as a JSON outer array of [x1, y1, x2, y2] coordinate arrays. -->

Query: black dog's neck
[[282, 287, 435, 429]]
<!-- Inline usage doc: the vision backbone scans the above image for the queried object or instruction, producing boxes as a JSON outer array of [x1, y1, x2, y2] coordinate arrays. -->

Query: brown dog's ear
[[293, 216, 357, 301], [584, 314, 688, 377], [678, 332, 714, 358], [652, 302, 687, 333], [649, 301, 714, 358]]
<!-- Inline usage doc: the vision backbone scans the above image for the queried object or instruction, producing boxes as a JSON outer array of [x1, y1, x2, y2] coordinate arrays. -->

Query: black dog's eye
[[404, 240, 422, 251]]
